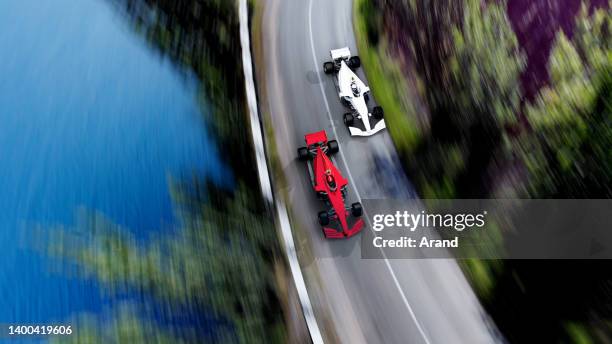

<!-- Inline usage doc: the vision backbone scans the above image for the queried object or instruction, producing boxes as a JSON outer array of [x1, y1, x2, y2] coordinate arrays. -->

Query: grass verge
[[353, 0, 421, 154]]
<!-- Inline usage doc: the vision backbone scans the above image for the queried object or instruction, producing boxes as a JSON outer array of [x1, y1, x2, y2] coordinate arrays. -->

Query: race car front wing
[[348, 118, 387, 137]]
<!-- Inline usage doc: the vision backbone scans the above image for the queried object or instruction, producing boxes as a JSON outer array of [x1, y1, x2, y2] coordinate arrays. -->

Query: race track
[[258, 0, 502, 342]]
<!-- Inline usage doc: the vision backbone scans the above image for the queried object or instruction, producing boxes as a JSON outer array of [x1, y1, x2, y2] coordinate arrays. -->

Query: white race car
[[323, 47, 386, 137]]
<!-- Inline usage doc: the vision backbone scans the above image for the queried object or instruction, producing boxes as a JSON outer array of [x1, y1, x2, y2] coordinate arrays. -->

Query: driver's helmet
[[325, 170, 337, 191], [350, 79, 360, 97]]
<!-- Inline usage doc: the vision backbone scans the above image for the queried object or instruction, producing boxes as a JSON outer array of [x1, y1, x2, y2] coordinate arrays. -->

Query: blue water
[[0, 0, 224, 325]]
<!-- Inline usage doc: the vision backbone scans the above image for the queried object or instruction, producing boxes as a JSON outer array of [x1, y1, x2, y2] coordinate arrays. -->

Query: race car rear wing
[[330, 47, 351, 62]]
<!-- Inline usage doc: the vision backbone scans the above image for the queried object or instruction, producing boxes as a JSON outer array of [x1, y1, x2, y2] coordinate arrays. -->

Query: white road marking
[[239, 1, 324, 343], [239, 0, 272, 203], [276, 201, 325, 344], [307, 0, 431, 343]]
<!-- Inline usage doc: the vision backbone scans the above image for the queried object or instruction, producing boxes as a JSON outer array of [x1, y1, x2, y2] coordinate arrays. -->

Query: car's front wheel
[[348, 56, 361, 69], [318, 211, 330, 226], [323, 61, 335, 74], [327, 140, 339, 155], [343, 113, 354, 126], [297, 147, 310, 161], [351, 202, 363, 217]]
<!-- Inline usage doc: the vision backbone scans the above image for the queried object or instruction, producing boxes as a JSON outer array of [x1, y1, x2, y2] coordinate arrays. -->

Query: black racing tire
[[318, 211, 330, 226], [348, 56, 361, 69], [373, 106, 384, 119], [323, 61, 335, 74], [297, 147, 310, 161], [343, 113, 354, 126], [327, 140, 339, 155], [351, 202, 363, 217], [364, 92, 370, 102]]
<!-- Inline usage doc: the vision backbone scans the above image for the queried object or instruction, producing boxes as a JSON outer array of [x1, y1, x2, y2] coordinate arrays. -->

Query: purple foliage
[[506, 0, 608, 102]]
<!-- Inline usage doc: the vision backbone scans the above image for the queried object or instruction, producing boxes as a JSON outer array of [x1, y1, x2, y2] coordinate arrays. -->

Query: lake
[[0, 0, 224, 327]]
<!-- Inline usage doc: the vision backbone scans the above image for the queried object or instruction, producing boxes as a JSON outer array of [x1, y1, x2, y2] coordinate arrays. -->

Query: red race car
[[298, 130, 364, 238]]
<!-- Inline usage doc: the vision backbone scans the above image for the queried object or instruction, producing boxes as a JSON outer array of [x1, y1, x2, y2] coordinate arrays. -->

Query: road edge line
[[239, 1, 324, 343]]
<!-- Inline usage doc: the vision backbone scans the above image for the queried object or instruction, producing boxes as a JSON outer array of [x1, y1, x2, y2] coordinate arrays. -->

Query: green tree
[[524, 5, 611, 197], [450, 0, 524, 126], [53, 306, 185, 344], [111, 0, 258, 182], [46, 184, 284, 343], [447, 0, 524, 196], [405, 0, 524, 197], [384, 0, 462, 129]]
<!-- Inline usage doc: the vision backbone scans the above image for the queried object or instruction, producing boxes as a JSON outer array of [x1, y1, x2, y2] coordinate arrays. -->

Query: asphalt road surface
[[259, 0, 502, 343]]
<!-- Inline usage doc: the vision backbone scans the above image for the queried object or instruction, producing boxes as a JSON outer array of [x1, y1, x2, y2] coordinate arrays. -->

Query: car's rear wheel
[[318, 211, 330, 226], [323, 61, 335, 74], [343, 113, 354, 126], [348, 56, 361, 69], [297, 147, 310, 161], [351, 202, 363, 217], [373, 106, 384, 119], [364, 92, 370, 102], [327, 140, 339, 155]]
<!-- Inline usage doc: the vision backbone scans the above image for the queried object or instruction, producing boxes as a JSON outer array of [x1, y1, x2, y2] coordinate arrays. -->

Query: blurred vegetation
[[109, 0, 255, 176], [40, 0, 287, 342], [356, 0, 524, 198], [443, 0, 524, 198], [46, 183, 285, 343], [491, 6, 611, 344], [356, 0, 611, 343], [354, 0, 422, 153], [522, 5, 611, 198], [357, 0, 610, 198], [52, 306, 187, 344]]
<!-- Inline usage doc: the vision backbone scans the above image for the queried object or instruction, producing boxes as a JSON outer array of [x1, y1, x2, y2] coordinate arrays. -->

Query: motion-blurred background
[[0, 0, 609, 343], [1, 0, 284, 342], [356, 0, 610, 342]]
